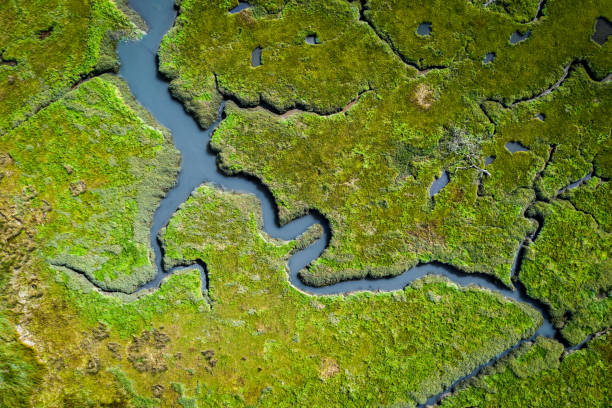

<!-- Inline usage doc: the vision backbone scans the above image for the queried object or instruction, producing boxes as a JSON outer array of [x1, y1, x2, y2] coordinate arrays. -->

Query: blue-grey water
[[593, 17, 612, 45], [483, 52, 496, 64], [506, 141, 529, 153], [229, 2, 250, 14], [417, 22, 432, 36], [558, 172, 593, 196], [510, 30, 531, 44], [429, 170, 450, 197], [251, 46, 262, 67], [113, 0, 564, 405]]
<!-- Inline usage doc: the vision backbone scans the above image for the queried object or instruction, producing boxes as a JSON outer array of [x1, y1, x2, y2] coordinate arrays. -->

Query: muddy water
[[116, 0, 560, 405]]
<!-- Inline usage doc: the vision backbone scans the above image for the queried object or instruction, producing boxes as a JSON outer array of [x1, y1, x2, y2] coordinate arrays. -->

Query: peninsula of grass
[[1, 74, 180, 292], [0, 172, 541, 406]]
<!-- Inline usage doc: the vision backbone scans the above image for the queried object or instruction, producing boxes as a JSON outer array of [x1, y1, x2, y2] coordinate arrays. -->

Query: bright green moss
[[564, 177, 612, 233], [0, 0, 140, 133], [153, 184, 540, 406], [521, 199, 611, 344], [164, 0, 611, 295], [487, 0, 546, 23], [211, 83, 535, 286], [0, 0, 610, 405], [159, 0, 410, 127], [440, 333, 611, 407], [0, 181, 541, 406], [1, 75, 180, 292]]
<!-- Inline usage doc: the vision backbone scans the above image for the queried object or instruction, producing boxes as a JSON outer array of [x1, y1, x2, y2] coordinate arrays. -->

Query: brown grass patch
[[413, 84, 434, 109], [319, 357, 340, 380]]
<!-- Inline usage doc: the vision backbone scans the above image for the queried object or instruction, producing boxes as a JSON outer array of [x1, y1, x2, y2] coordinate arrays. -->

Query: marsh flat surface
[[0, 0, 610, 407]]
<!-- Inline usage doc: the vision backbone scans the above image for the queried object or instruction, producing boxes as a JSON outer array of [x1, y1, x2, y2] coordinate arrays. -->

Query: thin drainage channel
[[114, 0, 565, 405]]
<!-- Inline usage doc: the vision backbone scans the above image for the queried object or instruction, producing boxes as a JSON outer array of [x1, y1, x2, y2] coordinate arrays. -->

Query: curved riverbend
[[115, 0, 566, 405]]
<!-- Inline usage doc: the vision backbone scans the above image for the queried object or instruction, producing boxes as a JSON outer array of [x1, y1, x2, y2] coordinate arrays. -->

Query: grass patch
[[440, 333, 611, 407], [0, 0, 140, 133], [1, 75, 179, 292]]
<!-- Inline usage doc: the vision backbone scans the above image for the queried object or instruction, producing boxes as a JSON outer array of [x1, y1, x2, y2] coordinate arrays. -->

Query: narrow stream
[[115, 0, 563, 405]]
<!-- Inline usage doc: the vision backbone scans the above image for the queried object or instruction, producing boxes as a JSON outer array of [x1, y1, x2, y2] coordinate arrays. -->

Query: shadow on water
[[115, 0, 564, 405]]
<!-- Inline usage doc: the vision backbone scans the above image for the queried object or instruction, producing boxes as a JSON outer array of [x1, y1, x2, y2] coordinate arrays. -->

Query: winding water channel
[[114, 0, 580, 405]]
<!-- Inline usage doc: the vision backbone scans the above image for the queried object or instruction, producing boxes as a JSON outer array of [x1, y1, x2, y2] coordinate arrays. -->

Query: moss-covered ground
[[1, 146, 541, 406], [0, 0, 611, 406], [440, 332, 611, 407], [2, 75, 180, 292], [1, 179, 540, 406], [0, 8, 542, 403], [160, 0, 611, 344], [0, 0, 142, 134]]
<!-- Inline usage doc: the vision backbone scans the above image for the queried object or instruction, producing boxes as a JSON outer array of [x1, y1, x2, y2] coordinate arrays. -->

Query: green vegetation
[[440, 333, 611, 407], [484, 69, 611, 345], [0, 0, 141, 134], [0, 316, 42, 408], [159, 0, 409, 127], [161, 0, 612, 292], [485, 0, 545, 23], [0, 0, 610, 405], [156, 184, 539, 406], [0, 170, 541, 406], [0, 16, 543, 402], [160, 0, 612, 348], [363, 0, 610, 98], [564, 176, 612, 233], [160, 0, 611, 124], [1, 74, 180, 292], [521, 200, 611, 345]]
